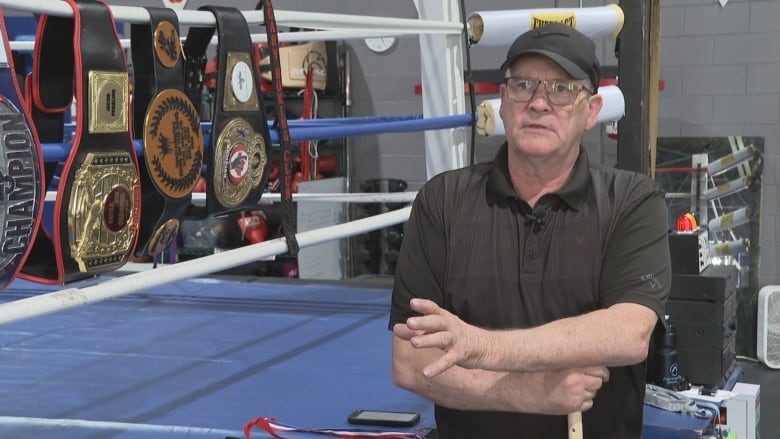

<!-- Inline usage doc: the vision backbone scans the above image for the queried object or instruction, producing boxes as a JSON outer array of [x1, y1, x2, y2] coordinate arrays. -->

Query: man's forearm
[[393, 336, 609, 415], [483, 304, 656, 372], [395, 353, 533, 413], [402, 299, 656, 377]]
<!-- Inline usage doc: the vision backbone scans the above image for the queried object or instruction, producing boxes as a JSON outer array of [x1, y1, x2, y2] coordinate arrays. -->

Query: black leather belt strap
[[131, 7, 203, 258], [21, 0, 140, 284], [184, 6, 271, 217], [0, 10, 45, 290]]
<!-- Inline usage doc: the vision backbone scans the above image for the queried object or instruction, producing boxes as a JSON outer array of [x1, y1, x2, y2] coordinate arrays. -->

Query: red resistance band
[[243, 417, 426, 439]]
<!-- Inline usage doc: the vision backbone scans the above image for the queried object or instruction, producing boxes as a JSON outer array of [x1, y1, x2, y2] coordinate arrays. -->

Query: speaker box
[[666, 265, 737, 387], [757, 285, 780, 369]]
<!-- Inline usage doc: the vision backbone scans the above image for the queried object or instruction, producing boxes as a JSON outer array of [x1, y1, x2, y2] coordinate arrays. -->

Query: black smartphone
[[347, 409, 420, 427]]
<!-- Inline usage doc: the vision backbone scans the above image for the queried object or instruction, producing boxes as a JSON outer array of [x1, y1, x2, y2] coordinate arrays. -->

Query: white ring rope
[[43, 191, 419, 204], [266, 11, 460, 34], [0, 206, 411, 327], [0, 1, 461, 34], [9, 30, 424, 52], [197, 191, 418, 204], [0, 416, 241, 437]]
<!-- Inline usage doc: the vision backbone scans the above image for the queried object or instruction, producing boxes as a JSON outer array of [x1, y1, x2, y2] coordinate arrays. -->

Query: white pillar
[[414, 0, 467, 178]]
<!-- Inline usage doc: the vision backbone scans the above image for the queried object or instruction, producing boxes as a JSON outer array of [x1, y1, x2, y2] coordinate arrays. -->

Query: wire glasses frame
[[503, 77, 593, 106]]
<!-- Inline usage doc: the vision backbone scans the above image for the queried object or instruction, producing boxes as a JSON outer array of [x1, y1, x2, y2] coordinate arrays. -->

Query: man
[[389, 23, 671, 439]]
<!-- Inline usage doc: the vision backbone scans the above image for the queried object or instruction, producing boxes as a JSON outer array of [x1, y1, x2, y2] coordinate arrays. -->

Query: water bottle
[[653, 315, 681, 390]]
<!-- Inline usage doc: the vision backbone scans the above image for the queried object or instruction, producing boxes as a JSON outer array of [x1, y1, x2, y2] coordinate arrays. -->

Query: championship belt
[[20, 0, 140, 284], [0, 11, 45, 290], [131, 7, 203, 258], [184, 6, 271, 216]]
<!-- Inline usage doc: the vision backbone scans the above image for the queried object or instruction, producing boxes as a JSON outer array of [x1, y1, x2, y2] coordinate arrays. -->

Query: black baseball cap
[[500, 23, 601, 91]]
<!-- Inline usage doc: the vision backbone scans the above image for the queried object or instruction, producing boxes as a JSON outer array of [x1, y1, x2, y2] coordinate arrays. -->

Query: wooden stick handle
[[568, 411, 583, 439]]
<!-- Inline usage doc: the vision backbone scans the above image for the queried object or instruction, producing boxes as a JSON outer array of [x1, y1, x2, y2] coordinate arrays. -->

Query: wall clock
[[364, 36, 397, 54]]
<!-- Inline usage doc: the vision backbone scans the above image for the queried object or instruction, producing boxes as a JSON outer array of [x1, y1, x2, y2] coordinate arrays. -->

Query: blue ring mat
[[0, 277, 434, 438]]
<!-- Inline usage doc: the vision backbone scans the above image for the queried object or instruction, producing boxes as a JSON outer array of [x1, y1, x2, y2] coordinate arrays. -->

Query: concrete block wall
[[657, 0, 780, 288]]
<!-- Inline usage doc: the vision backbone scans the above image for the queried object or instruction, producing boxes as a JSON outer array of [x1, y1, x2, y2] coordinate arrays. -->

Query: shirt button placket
[[525, 234, 541, 274]]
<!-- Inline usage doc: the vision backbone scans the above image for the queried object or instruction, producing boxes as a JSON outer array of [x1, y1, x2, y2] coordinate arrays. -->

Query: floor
[[0, 272, 775, 438]]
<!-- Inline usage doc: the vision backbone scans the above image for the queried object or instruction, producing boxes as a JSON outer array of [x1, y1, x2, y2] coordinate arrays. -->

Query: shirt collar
[[486, 142, 591, 210]]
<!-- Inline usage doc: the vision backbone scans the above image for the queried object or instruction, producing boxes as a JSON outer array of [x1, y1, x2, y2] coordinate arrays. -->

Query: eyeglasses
[[503, 77, 593, 106]]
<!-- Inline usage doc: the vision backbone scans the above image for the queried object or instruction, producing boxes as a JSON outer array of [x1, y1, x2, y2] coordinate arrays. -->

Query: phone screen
[[348, 410, 420, 426]]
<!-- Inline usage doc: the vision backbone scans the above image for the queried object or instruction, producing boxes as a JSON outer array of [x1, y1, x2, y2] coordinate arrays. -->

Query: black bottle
[[653, 315, 681, 390]]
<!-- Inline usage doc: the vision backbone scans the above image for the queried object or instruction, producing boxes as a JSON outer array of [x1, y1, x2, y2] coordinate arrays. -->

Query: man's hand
[[392, 298, 490, 377], [520, 366, 610, 414]]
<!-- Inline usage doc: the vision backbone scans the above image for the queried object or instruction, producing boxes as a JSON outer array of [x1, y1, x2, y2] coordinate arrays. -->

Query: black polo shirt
[[390, 144, 671, 439]]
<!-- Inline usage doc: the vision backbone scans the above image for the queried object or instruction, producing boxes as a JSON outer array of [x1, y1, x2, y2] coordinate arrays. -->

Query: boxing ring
[[0, 1, 658, 438], [0, 0, 630, 326]]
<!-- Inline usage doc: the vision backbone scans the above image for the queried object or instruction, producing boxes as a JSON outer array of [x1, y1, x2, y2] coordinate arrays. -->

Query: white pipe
[[0, 206, 412, 327], [706, 145, 755, 176], [475, 85, 625, 137], [708, 207, 750, 233], [710, 238, 749, 258], [705, 176, 751, 201], [45, 191, 418, 204], [0, 1, 461, 33]]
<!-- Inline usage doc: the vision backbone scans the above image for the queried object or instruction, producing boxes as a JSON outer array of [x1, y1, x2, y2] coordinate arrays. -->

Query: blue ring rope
[[44, 113, 474, 162]]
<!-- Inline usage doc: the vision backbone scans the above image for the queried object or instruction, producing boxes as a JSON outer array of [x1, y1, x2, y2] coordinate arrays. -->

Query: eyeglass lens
[[504, 77, 588, 105]]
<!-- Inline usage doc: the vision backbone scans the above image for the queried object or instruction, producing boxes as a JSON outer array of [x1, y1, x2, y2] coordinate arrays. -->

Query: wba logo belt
[[184, 5, 271, 217], [131, 7, 203, 257], [0, 10, 45, 290], [20, 0, 140, 284]]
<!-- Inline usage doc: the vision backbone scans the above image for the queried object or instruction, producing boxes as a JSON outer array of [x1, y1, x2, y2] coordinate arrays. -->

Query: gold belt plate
[[213, 117, 267, 208], [223, 52, 260, 112], [147, 218, 180, 256], [88, 70, 129, 134], [153, 20, 180, 69], [143, 89, 204, 199], [68, 151, 140, 272]]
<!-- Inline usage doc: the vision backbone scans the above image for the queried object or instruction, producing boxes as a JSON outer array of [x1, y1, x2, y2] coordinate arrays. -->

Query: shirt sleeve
[[388, 179, 448, 329], [600, 182, 672, 322]]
